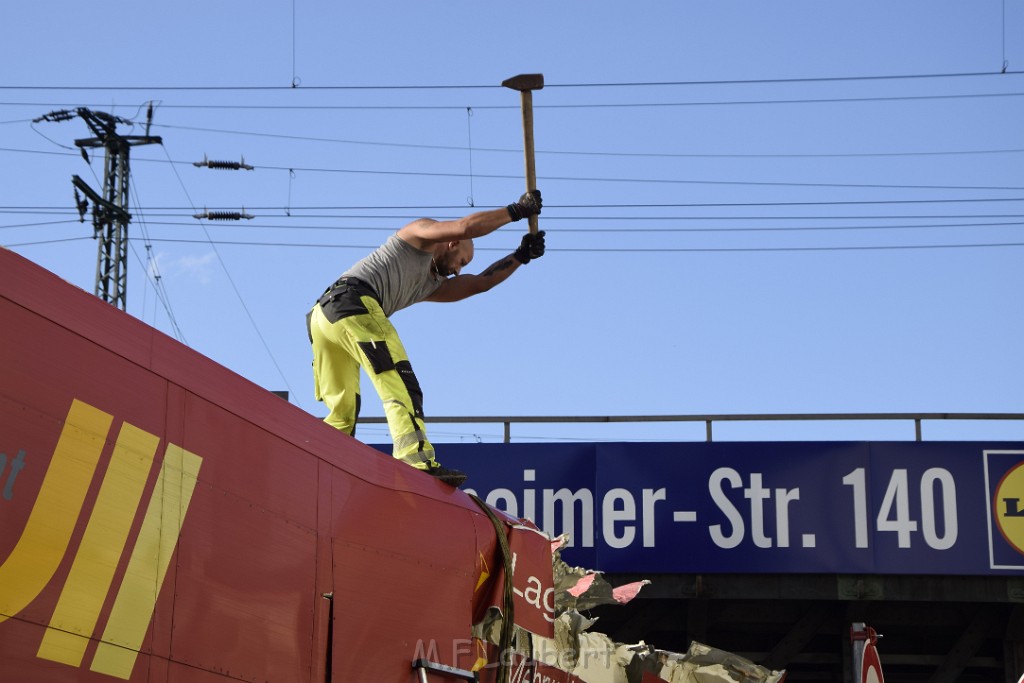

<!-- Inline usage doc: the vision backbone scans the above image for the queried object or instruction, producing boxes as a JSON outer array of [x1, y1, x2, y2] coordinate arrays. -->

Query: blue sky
[[3, 1, 1023, 444]]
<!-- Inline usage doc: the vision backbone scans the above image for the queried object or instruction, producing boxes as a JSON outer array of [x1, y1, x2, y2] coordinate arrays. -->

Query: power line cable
[[10, 214, 1024, 231], [249, 165, 1024, 194], [132, 218, 1024, 234], [66, 237, 1024, 253], [149, 125, 1024, 158], [0, 219, 81, 230], [12, 195, 1024, 214], [2, 69, 1023, 91], [12, 88, 1024, 110], [8, 150, 1024, 195], [1003, 0, 1010, 73], [6, 236, 91, 246], [158, 143, 302, 407], [531, 91, 1024, 108], [9, 232, 1024, 253], [291, 0, 299, 88], [12, 216, 1024, 233], [11, 196, 1024, 216], [128, 177, 187, 342], [10, 128, 1024, 165]]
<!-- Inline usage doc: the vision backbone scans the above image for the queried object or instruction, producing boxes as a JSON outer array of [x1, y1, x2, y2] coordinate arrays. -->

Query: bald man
[[307, 191, 544, 486]]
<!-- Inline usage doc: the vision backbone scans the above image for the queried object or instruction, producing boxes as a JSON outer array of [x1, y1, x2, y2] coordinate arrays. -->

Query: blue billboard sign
[[405, 441, 1024, 576]]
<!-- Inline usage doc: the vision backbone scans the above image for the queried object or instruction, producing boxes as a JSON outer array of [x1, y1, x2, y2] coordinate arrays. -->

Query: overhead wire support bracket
[[193, 208, 255, 221], [32, 108, 76, 124], [71, 175, 131, 228], [193, 154, 254, 171], [73, 188, 89, 223]]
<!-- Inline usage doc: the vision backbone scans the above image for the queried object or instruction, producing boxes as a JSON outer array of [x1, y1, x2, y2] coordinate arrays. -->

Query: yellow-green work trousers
[[308, 285, 435, 469]]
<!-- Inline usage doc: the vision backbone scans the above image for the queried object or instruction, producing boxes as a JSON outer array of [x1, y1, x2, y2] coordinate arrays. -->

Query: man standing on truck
[[307, 191, 544, 486]]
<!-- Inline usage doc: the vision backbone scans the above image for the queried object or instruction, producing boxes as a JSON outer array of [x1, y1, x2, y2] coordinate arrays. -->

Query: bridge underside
[[590, 573, 1024, 683]]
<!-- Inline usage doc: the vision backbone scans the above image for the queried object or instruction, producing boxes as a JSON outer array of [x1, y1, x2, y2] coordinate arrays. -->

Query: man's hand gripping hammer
[[502, 73, 544, 235]]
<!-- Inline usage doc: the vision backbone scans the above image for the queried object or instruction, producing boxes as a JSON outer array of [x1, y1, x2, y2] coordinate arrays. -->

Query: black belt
[[324, 275, 356, 293], [317, 276, 378, 307], [314, 277, 380, 328]]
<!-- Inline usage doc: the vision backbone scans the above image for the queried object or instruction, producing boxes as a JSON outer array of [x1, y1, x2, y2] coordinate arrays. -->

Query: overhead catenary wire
[[127, 177, 187, 342], [12, 197, 1024, 212], [6, 132, 1024, 180], [10, 214, 1024, 230], [12, 237, 1017, 253], [9, 232, 1024, 254], [158, 143, 303, 407], [8, 89, 1024, 111], [2, 68, 1023, 91], [139, 123, 1024, 160], [6, 141, 1024, 194], [101, 218, 1024, 233], [7, 216, 1024, 244]]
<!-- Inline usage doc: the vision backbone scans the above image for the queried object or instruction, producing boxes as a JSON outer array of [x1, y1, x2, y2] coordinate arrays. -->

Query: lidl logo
[[995, 464, 1024, 553], [0, 399, 202, 679], [985, 450, 1024, 570]]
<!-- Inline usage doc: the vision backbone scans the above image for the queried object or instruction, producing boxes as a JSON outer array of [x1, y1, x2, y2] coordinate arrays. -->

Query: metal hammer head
[[502, 73, 544, 92]]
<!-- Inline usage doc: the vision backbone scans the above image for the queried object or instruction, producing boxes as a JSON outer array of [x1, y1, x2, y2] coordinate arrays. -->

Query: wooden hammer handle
[[520, 90, 539, 234]]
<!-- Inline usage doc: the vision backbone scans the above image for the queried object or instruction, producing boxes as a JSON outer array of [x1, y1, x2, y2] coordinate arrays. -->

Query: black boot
[[428, 464, 467, 487]]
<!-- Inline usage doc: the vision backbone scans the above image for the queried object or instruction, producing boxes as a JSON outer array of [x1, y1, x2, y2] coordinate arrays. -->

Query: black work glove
[[513, 230, 546, 264], [506, 190, 542, 222]]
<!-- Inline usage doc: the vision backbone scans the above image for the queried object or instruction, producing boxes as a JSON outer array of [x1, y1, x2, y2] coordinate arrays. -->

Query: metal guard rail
[[359, 413, 1024, 443]]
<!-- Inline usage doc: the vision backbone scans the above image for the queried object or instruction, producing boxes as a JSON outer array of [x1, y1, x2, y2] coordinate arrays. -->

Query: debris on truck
[[473, 536, 786, 683]]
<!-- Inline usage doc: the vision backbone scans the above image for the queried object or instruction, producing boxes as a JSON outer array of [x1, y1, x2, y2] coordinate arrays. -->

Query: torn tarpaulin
[[474, 536, 784, 683], [527, 628, 786, 683], [472, 515, 555, 639], [565, 572, 650, 609], [644, 642, 786, 683], [554, 536, 650, 612]]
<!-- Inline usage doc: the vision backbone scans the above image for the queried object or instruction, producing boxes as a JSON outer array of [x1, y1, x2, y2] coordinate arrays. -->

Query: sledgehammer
[[502, 73, 544, 234]]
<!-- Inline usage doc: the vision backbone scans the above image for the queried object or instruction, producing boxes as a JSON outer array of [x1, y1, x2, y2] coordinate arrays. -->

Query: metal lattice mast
[[68, 108, 161, 310]]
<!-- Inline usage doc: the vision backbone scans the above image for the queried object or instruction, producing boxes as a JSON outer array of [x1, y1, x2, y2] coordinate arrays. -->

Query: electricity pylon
[[37, 107, 161, 310]]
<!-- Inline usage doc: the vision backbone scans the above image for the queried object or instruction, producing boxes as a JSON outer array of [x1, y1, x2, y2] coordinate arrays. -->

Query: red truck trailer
[[0, 246, 559, 683]]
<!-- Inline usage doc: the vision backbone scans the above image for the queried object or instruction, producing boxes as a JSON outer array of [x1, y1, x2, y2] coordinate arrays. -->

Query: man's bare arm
[[397, 191, 541, 250], [398, 209, 511, 250], [424, 254, 522, 302]]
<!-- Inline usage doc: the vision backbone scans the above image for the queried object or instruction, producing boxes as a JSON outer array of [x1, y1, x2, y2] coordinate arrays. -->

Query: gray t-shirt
[[343, 233, 443, 317]]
